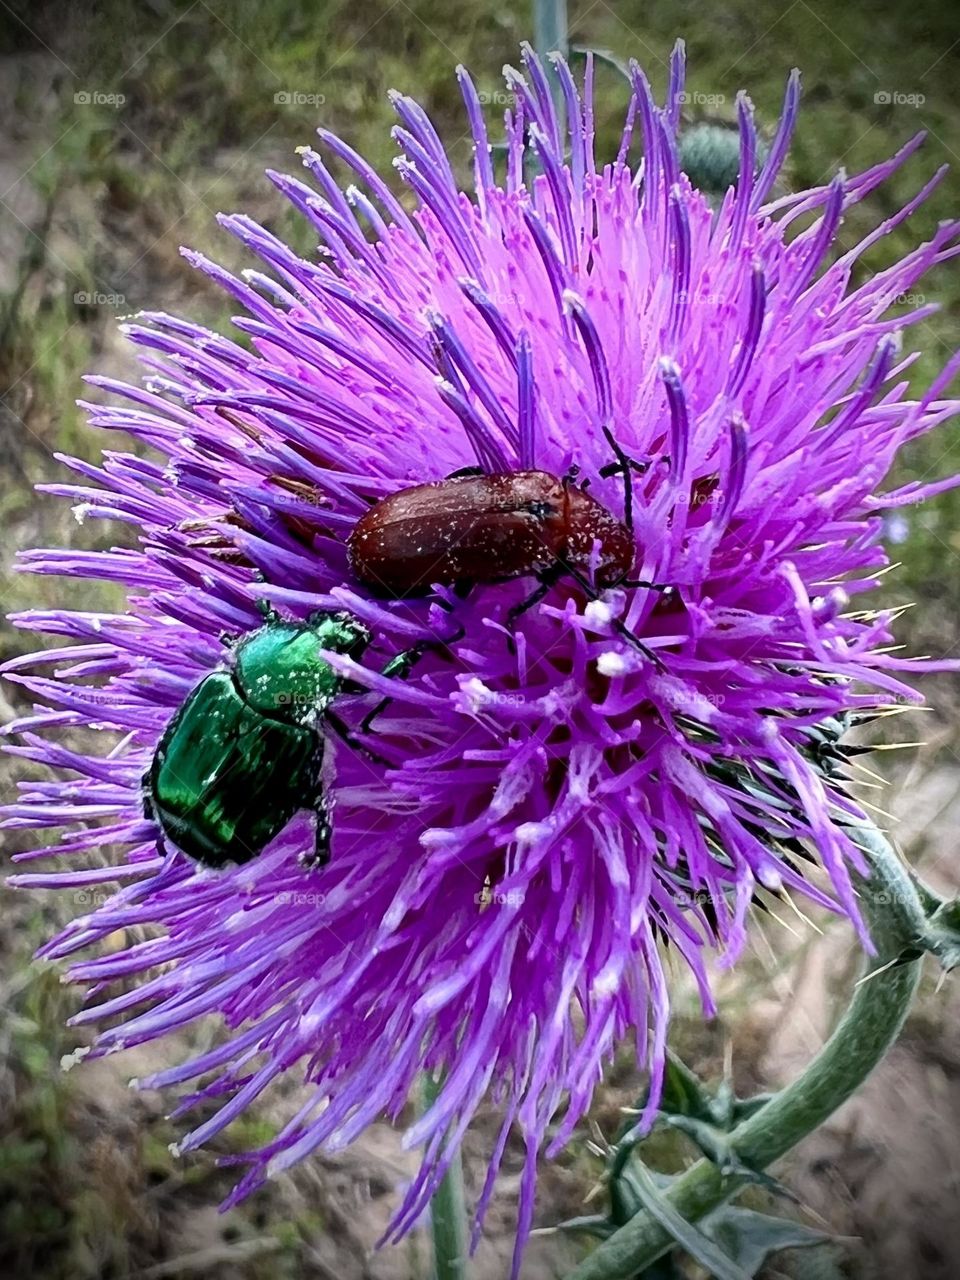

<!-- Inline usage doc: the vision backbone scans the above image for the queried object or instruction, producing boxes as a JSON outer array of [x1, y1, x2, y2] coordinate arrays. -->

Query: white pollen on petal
[[60, 1046, 90, 1072], [72, 503, 92, 525], [584, 600, 612, 627], [515, 820, 550, 843], [759, 866, 783, 891], [459, 676, 491, 712], [760, 718, 780, 742], [592, 965, 621, 996], [420, 828, 457, 849], [597, 651, 627, 676]]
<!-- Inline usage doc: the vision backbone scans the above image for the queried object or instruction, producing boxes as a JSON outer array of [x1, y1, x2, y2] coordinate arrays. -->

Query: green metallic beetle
[[143, 609, 416, 870]]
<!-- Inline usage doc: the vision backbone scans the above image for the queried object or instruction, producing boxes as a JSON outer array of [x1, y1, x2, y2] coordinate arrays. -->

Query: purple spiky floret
[[5, 40, 960, 1271]]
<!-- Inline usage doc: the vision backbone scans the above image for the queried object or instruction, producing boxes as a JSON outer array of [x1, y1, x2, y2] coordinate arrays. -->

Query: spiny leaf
[[731, 1091, 776, 1124], [703, 1206, 841, 1276], [662, 1117, 795, 1198], [568, 44, 633, 82], [924, 896, 960, 970], [629, 1158, 753, 1280], [618, 1050, 715, 1143]]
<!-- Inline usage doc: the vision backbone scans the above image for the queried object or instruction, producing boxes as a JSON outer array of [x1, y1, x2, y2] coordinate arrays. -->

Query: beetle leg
[[141, 774, 155, 822], [360, 660, 419, 732], [446, 465, 486, 479], [362, 642, 431, 734], [361, 699, 391, 735], [613, 619, 664, 667], [619, 578, 671, 592], [306, 790, 333, 869], [506, 562, 565, 625], [380, 643, 428, 682], [362, 632, 465, 734], [326, 709, 389, 765], [254, 598, 281, 623]]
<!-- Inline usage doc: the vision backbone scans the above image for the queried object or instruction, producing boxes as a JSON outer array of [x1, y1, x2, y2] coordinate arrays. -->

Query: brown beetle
[[348, 469, 635, 599]]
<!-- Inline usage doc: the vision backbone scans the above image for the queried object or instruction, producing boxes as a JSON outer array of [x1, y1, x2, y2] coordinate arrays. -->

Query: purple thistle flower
[[4, 40, 960, 1272]]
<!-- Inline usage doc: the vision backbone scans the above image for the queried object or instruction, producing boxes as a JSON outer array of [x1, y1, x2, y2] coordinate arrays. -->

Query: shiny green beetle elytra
[[144, 609, 416, 871]]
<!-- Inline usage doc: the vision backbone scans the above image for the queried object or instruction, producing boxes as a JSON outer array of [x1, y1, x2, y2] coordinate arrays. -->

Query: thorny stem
[[424, 1071, 469, 1280], [567, 822, 928, 1280]]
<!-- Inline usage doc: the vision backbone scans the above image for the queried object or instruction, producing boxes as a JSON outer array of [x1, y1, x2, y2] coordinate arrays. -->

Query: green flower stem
[[534, 0, 568, 60], [567, 822, 926, 1280], [533, 0, 568, 139], [424, 1072, 469, 1280]]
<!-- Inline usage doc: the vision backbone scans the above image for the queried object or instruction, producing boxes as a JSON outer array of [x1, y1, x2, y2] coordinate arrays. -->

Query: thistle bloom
[[4, 42, 960, 1271]]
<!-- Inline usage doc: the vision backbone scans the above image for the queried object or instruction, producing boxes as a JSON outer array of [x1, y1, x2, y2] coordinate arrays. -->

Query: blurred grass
[[1, 0, 959, 1276]]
